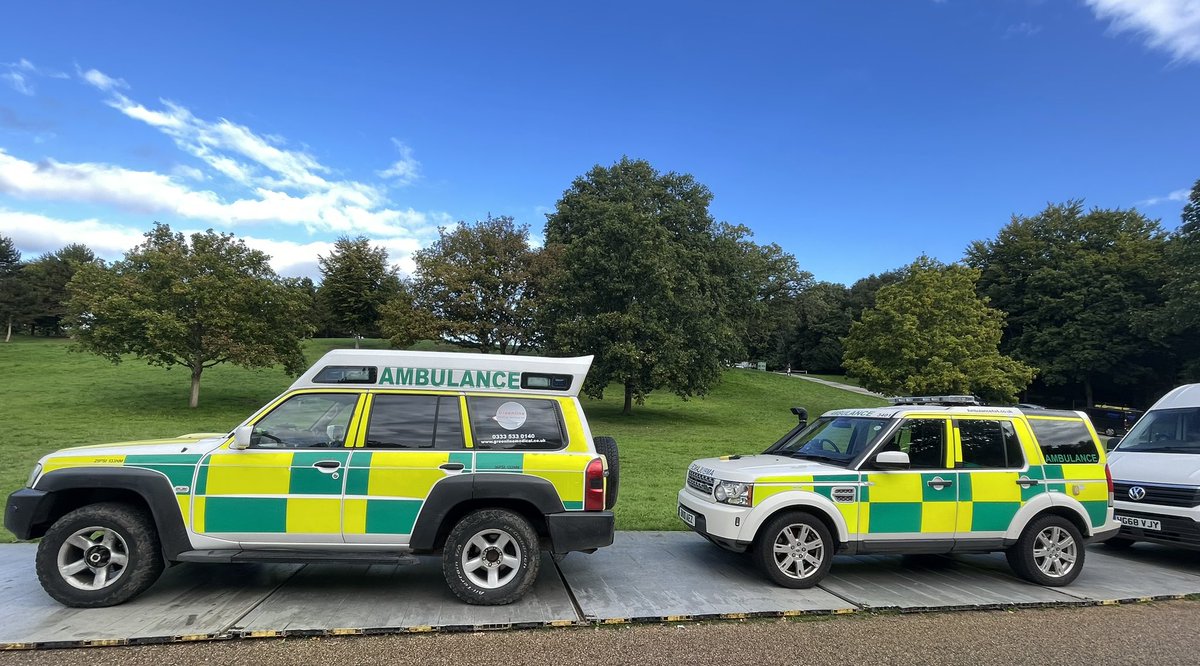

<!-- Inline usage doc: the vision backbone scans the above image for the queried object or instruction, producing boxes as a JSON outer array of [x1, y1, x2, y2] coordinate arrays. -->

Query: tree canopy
[[0, 235, 23, 342], [542, 157, 741, 413], [1162, 180, 1200, 380], [317, 235, 401, 339], [67, 223, 310, 407], [966, 201, 1168, 405], [843, 256, 1035, 402]]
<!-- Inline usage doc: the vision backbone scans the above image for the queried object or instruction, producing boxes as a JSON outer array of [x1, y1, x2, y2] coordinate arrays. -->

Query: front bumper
[[677, 489, 753, 551], [4, 488, 54, 540], [546, 511, 614, 554], [1113, 501, 1200, 549]]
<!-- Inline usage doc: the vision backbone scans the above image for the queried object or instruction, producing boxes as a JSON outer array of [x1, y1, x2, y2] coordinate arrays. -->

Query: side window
[[251, 393, 359, 449], [876, 419, 947, 469], [468, 397, 565, 450], [364, 395, 463, 449], [1029, 419, 1100, 464], [958, 419, 1024, 469]]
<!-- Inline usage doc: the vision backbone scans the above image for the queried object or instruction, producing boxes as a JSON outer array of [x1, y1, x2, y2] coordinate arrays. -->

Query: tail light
[[1105, 464, 1114, 506], [584, 457, 606, 511]]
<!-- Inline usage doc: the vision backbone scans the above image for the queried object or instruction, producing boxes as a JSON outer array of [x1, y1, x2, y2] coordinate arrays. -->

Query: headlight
[[714, 480, 753, 506], [27, 463, 42, 488]]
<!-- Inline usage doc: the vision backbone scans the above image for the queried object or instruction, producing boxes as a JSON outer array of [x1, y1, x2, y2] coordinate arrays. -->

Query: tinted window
[[958, 419, 1024, 469], [365, 395, 463, 449], [876, 419, 947, 469], [313, 365, 378, 384], [1029, 419, 1100, 464], [468, 397, 565, 450], [252, 393, 358, 449]]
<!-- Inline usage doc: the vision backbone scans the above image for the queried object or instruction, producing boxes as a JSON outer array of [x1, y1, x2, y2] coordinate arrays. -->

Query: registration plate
[[1117, 515, 1161, 531], [678, 505, 697, 527]]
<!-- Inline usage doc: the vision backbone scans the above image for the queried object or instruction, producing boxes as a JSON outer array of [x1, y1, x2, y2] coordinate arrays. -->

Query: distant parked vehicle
[[1086, 405, 1144, 437]]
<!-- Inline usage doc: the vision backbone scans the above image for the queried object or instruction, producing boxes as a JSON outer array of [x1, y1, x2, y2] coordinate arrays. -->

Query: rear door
[[951, 417, 1028, 546]]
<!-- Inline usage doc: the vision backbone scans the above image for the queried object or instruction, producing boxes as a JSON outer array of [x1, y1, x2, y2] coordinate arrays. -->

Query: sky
[[1, 0, 1198, 284]]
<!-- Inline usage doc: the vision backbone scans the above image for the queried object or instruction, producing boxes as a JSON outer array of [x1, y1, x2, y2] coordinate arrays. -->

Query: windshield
[[1116, 408, 1200, 454], [766, 416, 889, 466]]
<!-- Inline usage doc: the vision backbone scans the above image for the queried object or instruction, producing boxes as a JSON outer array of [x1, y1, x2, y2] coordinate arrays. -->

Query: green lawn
[[0, 338, 885, 541]]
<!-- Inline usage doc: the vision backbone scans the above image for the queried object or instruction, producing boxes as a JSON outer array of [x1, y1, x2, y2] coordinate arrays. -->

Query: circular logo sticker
[[493, 401, 528, 430]]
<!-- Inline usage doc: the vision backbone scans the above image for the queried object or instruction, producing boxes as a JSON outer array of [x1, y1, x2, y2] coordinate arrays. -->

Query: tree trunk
[[623, 382, 633, 416], [1084, 379, 1094, 408], [189, 365, 203, 409], [4, 316, 10, 342]]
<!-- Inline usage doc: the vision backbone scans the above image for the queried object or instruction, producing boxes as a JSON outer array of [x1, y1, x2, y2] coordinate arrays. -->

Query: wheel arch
[[1005, 493, 1093, 540], [743, 491, 849, 545], [408, 473, 565, 552]]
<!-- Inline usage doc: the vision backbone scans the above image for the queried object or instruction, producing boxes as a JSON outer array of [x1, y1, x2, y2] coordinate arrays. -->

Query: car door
[[860, 417, 957, 552], [194, 391, 363, 545], [342, 392, 471, 545], [952, 417, 1027, 546]]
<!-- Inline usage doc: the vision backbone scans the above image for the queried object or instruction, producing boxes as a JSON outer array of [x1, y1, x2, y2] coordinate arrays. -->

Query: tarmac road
[[2, 599, 1198, 666]]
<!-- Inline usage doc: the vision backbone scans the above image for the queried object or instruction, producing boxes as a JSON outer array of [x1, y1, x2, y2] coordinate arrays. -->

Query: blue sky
[[1, 1, 1198, 284]]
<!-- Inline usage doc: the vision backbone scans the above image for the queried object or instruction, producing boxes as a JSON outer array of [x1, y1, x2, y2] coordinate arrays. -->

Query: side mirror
[[231, 425, 254, 450], [874, 450, 910, 470], [1106, 437, 1121, 451], [791, 406, 808, 428]]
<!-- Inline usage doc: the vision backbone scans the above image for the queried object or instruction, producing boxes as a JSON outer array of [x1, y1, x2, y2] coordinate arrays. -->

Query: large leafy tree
[[397, 215, 543, 353], [843, 256, 1035, 402], [67, 223, 310, 408], [317, 236, 401, 340], [966, 201, 1169, 405], [0, 235, 25, 342], [542, 157, 740, 414], [22, 244, 97, 336], [1161, 179, 1200, 380], [785, 281, 852, 374]]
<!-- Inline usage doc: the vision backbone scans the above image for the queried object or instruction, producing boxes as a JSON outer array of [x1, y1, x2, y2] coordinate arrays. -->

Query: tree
[[0, 235, 23, 342], [966, 201, 1169, 406], [845, 268, 905, 321], [1161, 180, 1200, 380], [317, 236, 401, 341], [400, 215, 542, 353], [22, 244, 97, 336], [785, 281, 852, 373], [67, 223, 310, 408], [542, 157, 740, 414], [842, 256, 1035, 402]]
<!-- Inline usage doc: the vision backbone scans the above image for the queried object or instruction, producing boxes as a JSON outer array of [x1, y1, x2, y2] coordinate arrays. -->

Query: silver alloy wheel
[[1033, 525, 1078, 578], [460, 528, 522, 589], [771, 523, 825, 580], [57, 526, 129, 591]]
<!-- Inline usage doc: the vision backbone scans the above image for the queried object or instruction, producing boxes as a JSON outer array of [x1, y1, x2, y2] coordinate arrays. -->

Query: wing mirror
[[231, 425, 254, 450], [874, 450, 910, 470], [790, 406, 808, 428]]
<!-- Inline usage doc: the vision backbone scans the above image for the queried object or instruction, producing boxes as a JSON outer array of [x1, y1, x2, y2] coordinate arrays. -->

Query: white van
[[1106, 384, 1200, 549]]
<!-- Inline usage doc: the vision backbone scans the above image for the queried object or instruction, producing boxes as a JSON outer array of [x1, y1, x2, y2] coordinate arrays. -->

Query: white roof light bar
[[888, 395, 981, 406]]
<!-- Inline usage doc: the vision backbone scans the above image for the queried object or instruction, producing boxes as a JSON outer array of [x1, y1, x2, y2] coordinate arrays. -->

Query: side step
[[175, 549, 418, 565]]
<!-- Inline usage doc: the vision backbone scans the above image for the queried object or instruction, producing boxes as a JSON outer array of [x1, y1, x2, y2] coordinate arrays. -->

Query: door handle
[[1016, 477, 1040, 487], [439, 462, 465, 471], [312, 461, 342, 473], [926, 476, 953, 488]]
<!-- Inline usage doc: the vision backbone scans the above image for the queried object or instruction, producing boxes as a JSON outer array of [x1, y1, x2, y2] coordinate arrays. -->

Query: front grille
[[1114, 482, 1200, 508], [687, 468, 714, 495], [1117, 510, 1200, 548]]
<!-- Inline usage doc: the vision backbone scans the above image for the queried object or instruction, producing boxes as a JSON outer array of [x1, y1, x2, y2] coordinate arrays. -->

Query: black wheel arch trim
[[408, 473, 567, 551], [29, 467, 192, 560]]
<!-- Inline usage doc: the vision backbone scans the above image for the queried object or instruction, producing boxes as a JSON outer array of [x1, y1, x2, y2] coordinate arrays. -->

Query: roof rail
[[888, 395, 981, 406]]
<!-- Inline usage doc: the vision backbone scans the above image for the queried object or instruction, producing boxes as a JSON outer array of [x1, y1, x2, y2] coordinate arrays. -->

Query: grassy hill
[[0, 338, 886, 541]]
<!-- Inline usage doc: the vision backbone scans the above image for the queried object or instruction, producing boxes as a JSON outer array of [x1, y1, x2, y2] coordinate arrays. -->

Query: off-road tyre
[[753, 511, 834, 589], [442, 509, 540, 605], [593, 436, 620, 509]]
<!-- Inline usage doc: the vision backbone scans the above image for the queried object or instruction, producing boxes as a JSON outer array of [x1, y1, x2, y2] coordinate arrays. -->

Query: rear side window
[[1029, 419, 1100, 464], [313, 365, 378, 384], [468, 397, 565, 450], [957, 419, 1024, 469], [364, 395, 463, 449]]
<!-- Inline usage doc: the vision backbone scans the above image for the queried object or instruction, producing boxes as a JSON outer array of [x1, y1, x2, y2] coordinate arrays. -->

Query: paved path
[[4, 532, 1200, 650], [781, 373, 886, 398]]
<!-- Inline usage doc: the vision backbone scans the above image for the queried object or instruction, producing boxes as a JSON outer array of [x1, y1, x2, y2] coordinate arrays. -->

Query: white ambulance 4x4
[[5, 350, 617, 608], [678, 397, 1119, 588]]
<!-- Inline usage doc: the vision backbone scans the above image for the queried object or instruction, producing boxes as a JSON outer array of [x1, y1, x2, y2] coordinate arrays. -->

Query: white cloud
[[1138, 187, 1191, 206], [77, 66, 128, 92], [377, 139, 422, 186], [1085, 0, 1200, 63], [2, 59, 68, 95]]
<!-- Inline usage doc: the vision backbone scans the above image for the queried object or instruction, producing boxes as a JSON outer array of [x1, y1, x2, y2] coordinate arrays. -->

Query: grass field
[[0, 338, 886, 541]]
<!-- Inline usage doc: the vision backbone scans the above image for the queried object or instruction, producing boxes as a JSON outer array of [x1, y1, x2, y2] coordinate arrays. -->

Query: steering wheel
[[1153, 432, 1171, 442], [813, 438, 840, 453], [257, 431, 285, 445]]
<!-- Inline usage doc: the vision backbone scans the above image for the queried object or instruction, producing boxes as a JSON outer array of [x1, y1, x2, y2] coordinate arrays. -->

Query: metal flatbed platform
[[3, 532, 1200, 650]]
